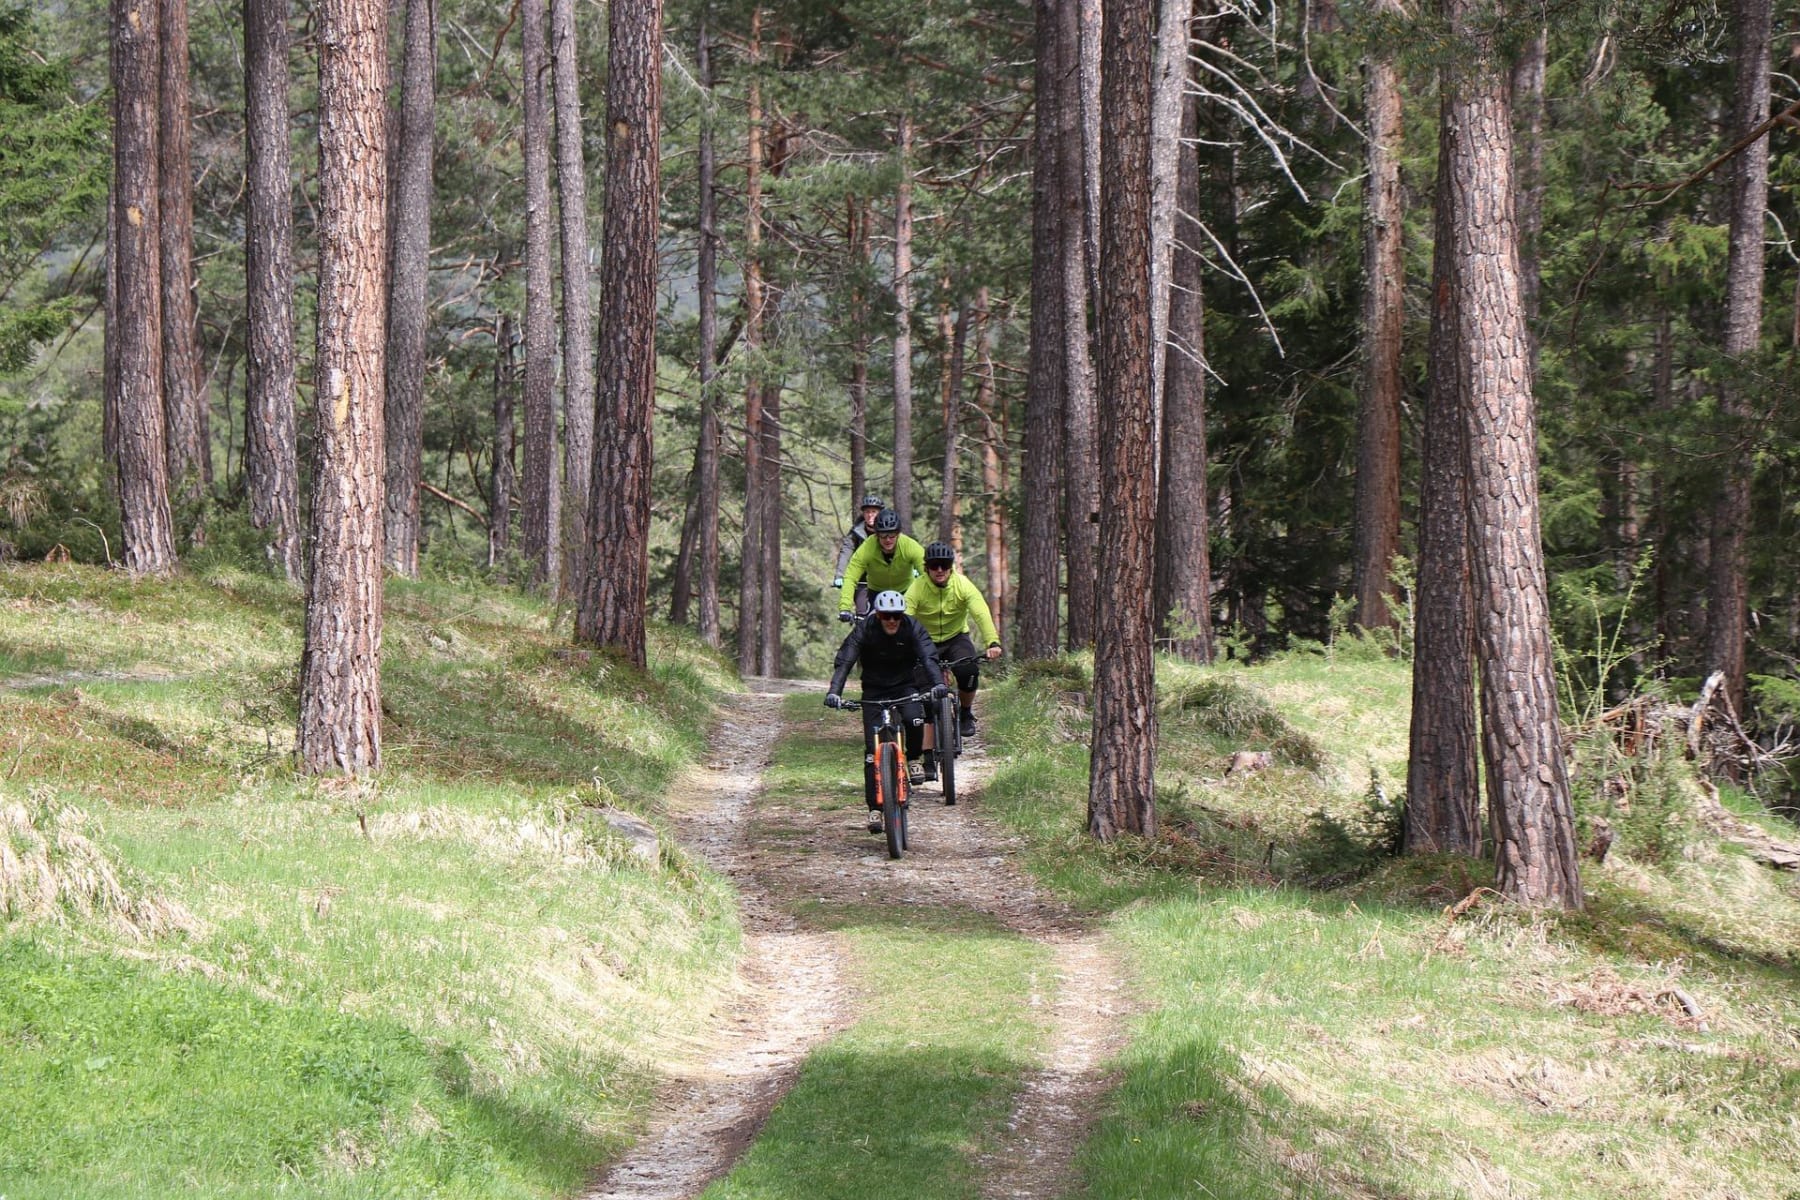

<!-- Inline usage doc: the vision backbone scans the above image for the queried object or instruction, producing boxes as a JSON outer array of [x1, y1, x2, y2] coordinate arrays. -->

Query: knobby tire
[[879, 741, 903, 860], [937, 695, 958, 805]]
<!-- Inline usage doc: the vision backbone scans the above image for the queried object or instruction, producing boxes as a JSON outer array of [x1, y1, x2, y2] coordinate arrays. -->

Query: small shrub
[[1291, 768, 1405, 886]]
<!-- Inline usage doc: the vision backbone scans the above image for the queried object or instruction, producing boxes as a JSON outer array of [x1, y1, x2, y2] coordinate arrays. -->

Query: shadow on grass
[[0, 940, 611, 1199]]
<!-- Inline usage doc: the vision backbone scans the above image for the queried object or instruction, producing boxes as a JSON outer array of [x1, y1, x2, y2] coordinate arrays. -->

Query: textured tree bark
[[244, 0, 301, 581], [381, 0, 435, 577], [1510, 23, 1546, 369], [1405, 100, 1480, 856], [892, 110, 916, 529], [1444, 0, 1579, 905], [577, 0, 663, 667], [736, 18, 765, 675], [1019, 0, 1066, 660], [1147, 0, 1193, 441], [849, 196, 870, 509], [758, 362, 782, 677], [551, 0, 594, 591], [1351, 1, 1405, 634], [1058, 0, 1098, 650], [1153, 78, 1213, 664], [518, 0, 561, 593], [159, 0, 208, 511], [1088, 0, 1157, 841], [488, 313, 517, 568], [693, 18, 722, 647], [111, 0, 177, 575], [938, 297, 967, 545], [298, 0, 388, 775], [1706, 0, 1771, 717], [975, 288, 1009, 634]]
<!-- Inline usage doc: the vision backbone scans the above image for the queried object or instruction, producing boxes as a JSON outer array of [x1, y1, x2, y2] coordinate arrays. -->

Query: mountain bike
[[837, 690, 934, 860], [927, 654, 987, 807]]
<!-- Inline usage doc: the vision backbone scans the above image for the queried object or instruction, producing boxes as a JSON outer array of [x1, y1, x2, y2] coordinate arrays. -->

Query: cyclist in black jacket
[[824, 589, 946, 832], [830, 493, 886, 615]]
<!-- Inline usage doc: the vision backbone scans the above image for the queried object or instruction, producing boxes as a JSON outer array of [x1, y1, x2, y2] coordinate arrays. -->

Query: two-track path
[[583, 679, 1132, 1200]]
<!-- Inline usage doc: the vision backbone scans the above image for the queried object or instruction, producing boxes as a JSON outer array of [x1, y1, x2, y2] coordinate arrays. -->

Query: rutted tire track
[[585, 679, 1133, 1199], [582, 682, 851, 1200]]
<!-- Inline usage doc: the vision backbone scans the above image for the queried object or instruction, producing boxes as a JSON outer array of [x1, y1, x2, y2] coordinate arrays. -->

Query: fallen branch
[[420, 481, 483, 522]]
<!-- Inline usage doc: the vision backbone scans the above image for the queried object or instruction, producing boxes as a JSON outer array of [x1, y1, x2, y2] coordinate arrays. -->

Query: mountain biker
[[837, 508, 925, 620], [905, 542, 1002, 750], [824, 589, 946, 833], [831, 493, 886, 615]]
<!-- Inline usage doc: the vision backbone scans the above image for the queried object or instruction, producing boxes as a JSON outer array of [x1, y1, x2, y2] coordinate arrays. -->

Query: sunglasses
[[926, 562, 952, 571]]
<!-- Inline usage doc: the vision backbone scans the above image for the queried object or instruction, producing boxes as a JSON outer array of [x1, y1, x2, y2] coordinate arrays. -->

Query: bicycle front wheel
[[878, 742, 904, 860], [937, 695, 958, 805]]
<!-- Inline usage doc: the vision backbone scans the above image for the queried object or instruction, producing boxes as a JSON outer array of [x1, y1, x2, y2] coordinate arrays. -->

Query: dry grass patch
[[1, 791, 201, 938]]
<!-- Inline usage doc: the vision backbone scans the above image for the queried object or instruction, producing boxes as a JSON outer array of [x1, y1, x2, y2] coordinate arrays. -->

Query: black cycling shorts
[[916, 632, 980, 692]]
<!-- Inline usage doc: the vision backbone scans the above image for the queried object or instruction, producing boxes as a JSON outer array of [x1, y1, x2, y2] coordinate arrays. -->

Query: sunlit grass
[[975, 651, 1800, 1199], [0, 562, 743, 1198]]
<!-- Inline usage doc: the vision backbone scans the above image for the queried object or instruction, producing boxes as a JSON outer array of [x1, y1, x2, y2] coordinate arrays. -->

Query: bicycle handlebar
[[834, 690, 939, 712]]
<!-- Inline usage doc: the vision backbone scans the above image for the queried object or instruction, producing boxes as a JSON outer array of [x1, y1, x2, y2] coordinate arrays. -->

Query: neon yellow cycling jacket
[[904, 569, 1000, 647], [839, 533, 925, 611]]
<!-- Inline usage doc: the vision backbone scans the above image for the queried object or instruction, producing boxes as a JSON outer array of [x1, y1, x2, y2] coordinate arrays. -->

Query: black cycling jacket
[[827, 612, 944, 697]]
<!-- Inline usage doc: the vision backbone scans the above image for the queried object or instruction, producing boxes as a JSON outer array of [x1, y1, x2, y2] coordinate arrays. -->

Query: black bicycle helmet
[[860, 493, 884, 511], [873, 508, 902, 534], [872, 589, 907, 614], [923, 541, 955, 565]]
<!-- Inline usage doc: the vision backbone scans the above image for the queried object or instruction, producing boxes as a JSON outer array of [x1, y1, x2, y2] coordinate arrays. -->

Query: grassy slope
[[0, 562, 742, 1200], [980, 650, 1800, 1200]]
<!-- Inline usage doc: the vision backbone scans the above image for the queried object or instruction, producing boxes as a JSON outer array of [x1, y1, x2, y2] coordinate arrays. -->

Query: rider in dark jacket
[[825, 589, 945, 829], [831, 493, 886, 613]]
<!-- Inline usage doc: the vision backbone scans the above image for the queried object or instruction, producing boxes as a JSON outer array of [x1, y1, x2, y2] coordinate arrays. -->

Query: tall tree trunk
[[736, 15, 765, 673], [1445, 0, 1579, 906], [1406, 100, 1480, 856], [892, 110, 916, 529], [938, 295, 967, 545], [551, 0, 594, 590], [758, 364, 782, 676], [1019, 0, 1067, 660], [1088, 0, 1157, 840], [104, 180, 120, 509], [112, 0, 177, 575], [298, 0, 388, 774], [1154, 79, 1213, 663], [244, 0, 301, 581], [849, 196, 870, 509], [669, 472, 700, 623], [1076, 0, 1101, 306], [488, 313, 517, 568], [1059, 0, 1098, 649], [1510, 23, 1547, 369], [693, 16, 722, 647], [1706, 0, 1771, 716], [974, 287, 1008, 635], [518, 0, 560, 592], [576, 0, 662, 667], [1148, 0, 1194, 456], [381, 0, 435, 577], [160, 0, 208, 514], [1351, 1, 1405, 634]]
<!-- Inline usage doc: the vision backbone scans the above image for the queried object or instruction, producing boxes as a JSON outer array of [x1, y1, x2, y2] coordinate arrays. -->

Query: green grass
[[0, 561, 744, 1199], [698, 697, 1053, 1200], [975, 650, 1800, 1199]]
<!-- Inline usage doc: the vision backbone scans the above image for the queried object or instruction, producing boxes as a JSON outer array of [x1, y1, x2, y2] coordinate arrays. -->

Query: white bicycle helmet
[[872, 590, 907, 614]]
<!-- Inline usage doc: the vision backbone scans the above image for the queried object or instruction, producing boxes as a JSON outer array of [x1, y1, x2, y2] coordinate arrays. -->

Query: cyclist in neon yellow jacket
[[905, 541, 1002, 754], [837, 508, 925, 616]]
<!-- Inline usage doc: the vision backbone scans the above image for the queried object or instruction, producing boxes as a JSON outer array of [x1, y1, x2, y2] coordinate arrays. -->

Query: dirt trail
[[584, 679, 1132, 1199]]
